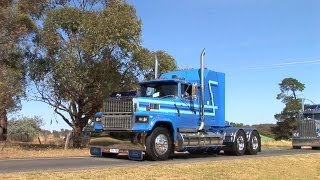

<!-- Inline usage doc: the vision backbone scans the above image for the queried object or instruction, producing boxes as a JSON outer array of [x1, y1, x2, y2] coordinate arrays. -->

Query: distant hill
[[230, 122, 276, 138]]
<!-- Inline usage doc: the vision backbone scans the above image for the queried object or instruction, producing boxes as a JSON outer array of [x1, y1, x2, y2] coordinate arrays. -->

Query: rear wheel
[[245, 131, 261, 155], [146, 127, 172, 161], [225, 130, 247, 156]]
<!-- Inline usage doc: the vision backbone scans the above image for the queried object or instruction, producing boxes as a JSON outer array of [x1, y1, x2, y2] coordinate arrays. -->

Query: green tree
[[132, 48, 177, 80], [272, 78, 305, 140], [0, 0, 36, 141], [28, 0, 177, 147], [8, 116, 43, 142]]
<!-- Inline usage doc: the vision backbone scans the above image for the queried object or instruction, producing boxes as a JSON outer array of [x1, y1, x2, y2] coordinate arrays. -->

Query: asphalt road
[[0, 148, 319, 173]]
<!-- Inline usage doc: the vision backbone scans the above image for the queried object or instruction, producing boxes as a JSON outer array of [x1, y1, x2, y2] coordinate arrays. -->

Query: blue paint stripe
[[138, 99, 218, 109], [137, 107, 215, 116], [139, 104, 214, 113]]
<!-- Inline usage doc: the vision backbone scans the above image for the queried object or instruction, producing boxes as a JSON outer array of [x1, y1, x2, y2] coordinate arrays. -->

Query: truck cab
[[292, 104, 320, 149]]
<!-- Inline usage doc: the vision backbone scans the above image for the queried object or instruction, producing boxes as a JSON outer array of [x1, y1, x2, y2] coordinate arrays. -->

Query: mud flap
[[90, 147, 102, 156], [128, 150, 143, 161]]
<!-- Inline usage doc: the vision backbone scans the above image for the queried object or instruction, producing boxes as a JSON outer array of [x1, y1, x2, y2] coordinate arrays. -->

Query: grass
[[260, 135, 275, 141], [0, 142, 89, 159], [262, 140, 292, 149], [260, 135, 292, 149], [2, 153, 320, 179]]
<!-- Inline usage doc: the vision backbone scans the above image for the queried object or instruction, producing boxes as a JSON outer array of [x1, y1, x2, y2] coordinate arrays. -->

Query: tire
[[292, 146, 301, 149], [311, 147, 320, 150], [225, 130, 247, 156], [245, 131, 261, 155], [146, 127, 172, 161]]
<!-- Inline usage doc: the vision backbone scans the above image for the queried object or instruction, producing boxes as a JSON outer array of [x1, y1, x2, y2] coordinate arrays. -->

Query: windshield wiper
[[160, 95, 176, 98]]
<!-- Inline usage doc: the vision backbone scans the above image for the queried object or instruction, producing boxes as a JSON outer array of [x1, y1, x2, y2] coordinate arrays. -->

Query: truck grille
[[299, 119, 318, 138], [104, 98, 133, 113], [102, 115, 132, 129], [102, 98, 133, 129]]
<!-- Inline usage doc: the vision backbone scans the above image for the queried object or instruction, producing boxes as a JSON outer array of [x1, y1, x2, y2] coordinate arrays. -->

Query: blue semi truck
[[89, 50, 261, 160]]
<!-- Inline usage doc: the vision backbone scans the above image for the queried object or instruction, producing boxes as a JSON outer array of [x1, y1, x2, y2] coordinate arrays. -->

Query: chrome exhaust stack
[[154, 55, 159, 79], [198, 48, 205, 131]]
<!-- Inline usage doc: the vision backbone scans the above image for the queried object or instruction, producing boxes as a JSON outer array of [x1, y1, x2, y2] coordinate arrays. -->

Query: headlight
[[135, 116, 148, 123]]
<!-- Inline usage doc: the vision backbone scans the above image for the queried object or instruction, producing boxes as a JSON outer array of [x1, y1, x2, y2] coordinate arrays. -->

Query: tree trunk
[[0, 109, 7, 141], [64, 131, 72, 150], [73, 125, 83, 148]]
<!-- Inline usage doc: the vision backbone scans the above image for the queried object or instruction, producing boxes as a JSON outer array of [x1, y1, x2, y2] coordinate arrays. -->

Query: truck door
[[177, 83, 199, 128]]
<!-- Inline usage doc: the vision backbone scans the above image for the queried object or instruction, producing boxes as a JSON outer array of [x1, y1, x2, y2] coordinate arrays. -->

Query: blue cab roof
[[140, 69, 224, 85]]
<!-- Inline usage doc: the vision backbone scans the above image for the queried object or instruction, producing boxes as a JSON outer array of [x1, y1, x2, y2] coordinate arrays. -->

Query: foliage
[[272, 78, 305, 140], [252, 124, 276, 138], [51, 129, 72, 138], [229, 122, 245, 127], [27, 0, 177, 147], [0, 0, 36, 141], [132, 48, 177, 80], [8, 116, 43, 142]]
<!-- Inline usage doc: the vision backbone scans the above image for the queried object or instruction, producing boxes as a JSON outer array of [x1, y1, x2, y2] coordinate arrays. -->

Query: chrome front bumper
[[89, 132, 147, 155], [292, 137, 320, 147]]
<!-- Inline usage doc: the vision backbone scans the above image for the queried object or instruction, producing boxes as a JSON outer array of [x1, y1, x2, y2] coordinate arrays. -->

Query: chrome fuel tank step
[[175, 132, 224, 151]]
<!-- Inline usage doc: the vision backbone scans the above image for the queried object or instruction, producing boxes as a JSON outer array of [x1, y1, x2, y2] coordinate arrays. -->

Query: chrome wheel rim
[[237, 135, 245, 151], [252, 136, 259, 150], [155, 134, 169, 155]]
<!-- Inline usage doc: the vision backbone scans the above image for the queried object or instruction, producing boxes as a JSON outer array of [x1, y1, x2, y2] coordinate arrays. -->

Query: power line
[[207, 58, 320, 72]]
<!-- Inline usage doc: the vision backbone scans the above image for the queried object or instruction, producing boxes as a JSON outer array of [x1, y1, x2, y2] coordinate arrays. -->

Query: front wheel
[[146, 127, 172, 161]]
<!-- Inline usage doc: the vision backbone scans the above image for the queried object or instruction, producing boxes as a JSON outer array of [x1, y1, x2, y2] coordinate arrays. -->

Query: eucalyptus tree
[[29, 0, 177, 147], [0, 0, 36, 141]]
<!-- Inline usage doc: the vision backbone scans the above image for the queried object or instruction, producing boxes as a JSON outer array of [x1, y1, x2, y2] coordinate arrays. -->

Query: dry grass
[[2, 153, 320, 179], [262, 139, 292, 149], [0, 142, 89, 159], [0, 138, 292, 159]]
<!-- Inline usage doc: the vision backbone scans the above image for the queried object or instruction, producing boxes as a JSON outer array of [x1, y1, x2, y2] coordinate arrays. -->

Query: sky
[[18, 0, 320, 130]]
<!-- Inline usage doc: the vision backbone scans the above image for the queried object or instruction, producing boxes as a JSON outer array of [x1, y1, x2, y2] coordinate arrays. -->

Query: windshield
[[140, 82, 178, 98], [303, 113, 320, 120]]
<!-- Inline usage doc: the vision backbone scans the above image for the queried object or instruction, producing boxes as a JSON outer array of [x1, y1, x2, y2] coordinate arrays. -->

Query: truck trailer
[[89, 50, 261, 160], [292, 104, 320, 149]]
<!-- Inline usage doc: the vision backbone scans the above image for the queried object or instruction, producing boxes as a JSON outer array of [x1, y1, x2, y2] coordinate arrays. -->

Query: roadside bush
[[8, 116, 43, 142]]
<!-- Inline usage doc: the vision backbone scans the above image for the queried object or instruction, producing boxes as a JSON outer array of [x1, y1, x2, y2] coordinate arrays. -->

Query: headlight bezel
[[135, 116, 149, 123], [95, 117, 101, 122]]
